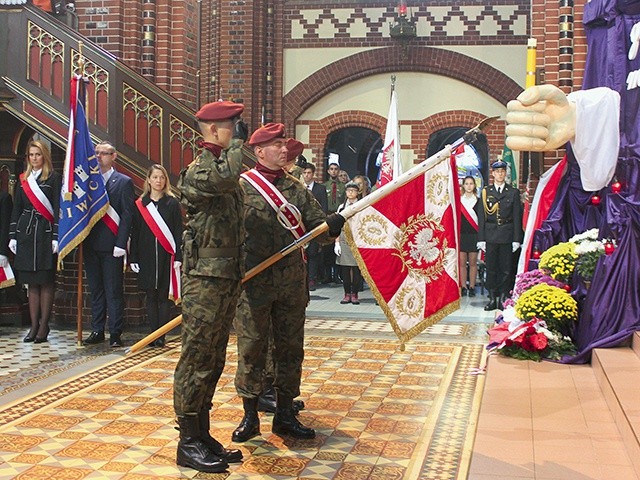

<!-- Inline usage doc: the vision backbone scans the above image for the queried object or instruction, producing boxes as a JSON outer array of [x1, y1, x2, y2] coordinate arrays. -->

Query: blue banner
[[58, 78, 109, 263]]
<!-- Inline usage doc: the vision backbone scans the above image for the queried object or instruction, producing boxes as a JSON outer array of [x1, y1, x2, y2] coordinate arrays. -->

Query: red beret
[[196, 101, 244, 122], [249, 123, 286, 146], [286, 138, 304, 162]]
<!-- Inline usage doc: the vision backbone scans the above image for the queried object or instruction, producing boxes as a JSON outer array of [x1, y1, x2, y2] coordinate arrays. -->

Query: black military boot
[[231, 398, 261, 442], [498, 293, 509, 311], [257, 386, 277, 414], [198, 410, 243, 463], [484, 294, 498, 311], [272, 394, 315, 439], [176, 414, 228, 473], [258, 386, 305, 414]]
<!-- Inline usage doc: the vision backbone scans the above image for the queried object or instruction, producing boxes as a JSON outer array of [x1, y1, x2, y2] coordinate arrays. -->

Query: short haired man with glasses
[[83, 141, 134, 348]]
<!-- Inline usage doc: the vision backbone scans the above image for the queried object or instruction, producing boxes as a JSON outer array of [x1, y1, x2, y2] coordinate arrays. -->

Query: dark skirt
[[460, 233, 479, 253], [17, 269, 55, 285]]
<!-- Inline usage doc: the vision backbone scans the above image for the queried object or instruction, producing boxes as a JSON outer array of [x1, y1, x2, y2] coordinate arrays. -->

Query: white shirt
[[102, 167, 114, 185], [31, 169, 42, 179], [306, 181, 315, 191]]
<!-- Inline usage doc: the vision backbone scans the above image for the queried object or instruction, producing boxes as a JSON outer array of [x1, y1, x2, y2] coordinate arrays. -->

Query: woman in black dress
[[459, 176, 480, 296], [9, 141, 61, 342], [129, 164, 182, 347]]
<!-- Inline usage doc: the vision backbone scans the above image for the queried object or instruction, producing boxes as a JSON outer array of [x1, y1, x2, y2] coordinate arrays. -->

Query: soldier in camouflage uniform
[[173, 100, 248, 474], [231, 123, 345, 442]]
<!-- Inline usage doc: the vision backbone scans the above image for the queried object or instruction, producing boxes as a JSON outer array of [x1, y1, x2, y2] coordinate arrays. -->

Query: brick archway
[[282, 45, 522, 128], [301, 111, 387, 175]]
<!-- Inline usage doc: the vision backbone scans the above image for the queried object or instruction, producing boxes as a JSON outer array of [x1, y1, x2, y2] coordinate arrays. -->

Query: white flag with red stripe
[[517, 155, 568, 274], [376, 89, 401, 188], [347, 153, 461, 346]]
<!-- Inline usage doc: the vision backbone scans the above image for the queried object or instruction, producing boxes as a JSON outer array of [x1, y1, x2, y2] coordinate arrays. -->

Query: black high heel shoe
[[23, 331, 37, 343], [34, 327, 50, 344]]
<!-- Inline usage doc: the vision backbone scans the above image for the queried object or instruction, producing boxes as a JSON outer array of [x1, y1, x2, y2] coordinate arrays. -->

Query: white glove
[[130, 263, 140, 273], [173, 261, 182, 269], [113, 246, 126, 258], [8, 239, 17, 254], [52, 240, 58, 254], [334, 243, 341, 256], [512, 242, 521, 252], [476, 241, 486, 252], [0, 255, 8, 268]]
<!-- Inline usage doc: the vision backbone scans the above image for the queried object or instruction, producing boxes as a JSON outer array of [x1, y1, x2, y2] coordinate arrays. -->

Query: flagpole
[[76, 42, 85, 348], [76, 245, 84, 346], [126, 116, 498, 354]]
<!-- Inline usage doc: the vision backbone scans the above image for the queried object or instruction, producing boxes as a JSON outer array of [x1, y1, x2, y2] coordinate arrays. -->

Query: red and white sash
[[0, 263, 15, 289], [135, 198, 181, 303], [461, 197, 479, 232], [20, 173, 54, 223], [241, 169, 307, 240], [102, 205, 120, 236]]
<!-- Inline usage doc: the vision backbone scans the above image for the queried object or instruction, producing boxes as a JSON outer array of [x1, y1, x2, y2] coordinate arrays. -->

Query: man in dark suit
[[83, 141, 135, 347], [477, 160, 523, 311], [302, 163, 328, 291]]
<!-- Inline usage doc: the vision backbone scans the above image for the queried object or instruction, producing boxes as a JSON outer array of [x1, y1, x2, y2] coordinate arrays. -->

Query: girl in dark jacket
[[9, 141, 61, 343], [459, 176, 481, 296], [130, 164, 183, 347]]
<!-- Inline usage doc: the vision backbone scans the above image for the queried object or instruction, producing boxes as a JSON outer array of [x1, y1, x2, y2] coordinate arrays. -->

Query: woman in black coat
[[130, 164, 182, 347], [9, 141, 61, 342]]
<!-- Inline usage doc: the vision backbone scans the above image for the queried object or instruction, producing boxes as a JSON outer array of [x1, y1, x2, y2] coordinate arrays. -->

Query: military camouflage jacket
[[178, 139, 245, 279], [323, 178, 346, 213], [241, 172, 333, 271]]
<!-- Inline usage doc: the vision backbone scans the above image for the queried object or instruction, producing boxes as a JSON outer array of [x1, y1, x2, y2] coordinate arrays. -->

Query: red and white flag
[[517, 155, 568, 274], [0, 263, 15, 289], [347, 153, 461, 345], [376, 90, 401, 188]]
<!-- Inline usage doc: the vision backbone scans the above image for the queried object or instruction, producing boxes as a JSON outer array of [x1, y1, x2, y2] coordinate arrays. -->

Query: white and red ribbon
[[135, 199, 181, 303], [241, 170, 307, 239], [0, 263, 15, 289], [102, 205, 120, 236], [20, 173, 54, 223], [461, 199, 479, 232]]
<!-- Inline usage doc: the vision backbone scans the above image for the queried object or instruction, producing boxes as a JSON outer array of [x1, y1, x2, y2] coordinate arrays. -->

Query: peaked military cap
[[249, 123, 286, 146], [491, 160, 508, 170], [195, 100, 244, 122]]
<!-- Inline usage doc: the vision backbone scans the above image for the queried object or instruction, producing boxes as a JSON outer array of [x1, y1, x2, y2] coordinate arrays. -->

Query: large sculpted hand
[[505, 85, 576, 151]]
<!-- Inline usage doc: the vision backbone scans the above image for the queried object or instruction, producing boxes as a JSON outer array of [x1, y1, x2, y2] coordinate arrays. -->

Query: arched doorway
[[427, 127, 490, 186], [324, 127, 382, 185]]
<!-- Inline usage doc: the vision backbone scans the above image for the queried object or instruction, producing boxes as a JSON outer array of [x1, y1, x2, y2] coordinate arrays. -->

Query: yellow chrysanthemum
[[515, 283, 578, 332], [539, 242, 578, 282]]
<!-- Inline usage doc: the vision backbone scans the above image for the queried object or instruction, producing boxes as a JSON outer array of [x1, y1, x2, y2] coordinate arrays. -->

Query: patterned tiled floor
[[0, 331, 487, 479]]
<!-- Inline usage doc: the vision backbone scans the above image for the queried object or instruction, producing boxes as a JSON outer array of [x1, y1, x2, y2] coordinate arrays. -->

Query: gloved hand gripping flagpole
[[125, 116, 497, 355]]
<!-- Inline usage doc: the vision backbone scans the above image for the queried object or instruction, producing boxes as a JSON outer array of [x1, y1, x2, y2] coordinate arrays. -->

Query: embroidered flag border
[[346, 152, 461, 346]]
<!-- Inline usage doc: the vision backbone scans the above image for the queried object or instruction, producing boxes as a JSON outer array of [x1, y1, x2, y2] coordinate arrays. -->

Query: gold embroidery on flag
[[356, 213, 388, 246], [394, 214, 447, 283], [426, 173, 450, 207], [395, 286, 424, 318]]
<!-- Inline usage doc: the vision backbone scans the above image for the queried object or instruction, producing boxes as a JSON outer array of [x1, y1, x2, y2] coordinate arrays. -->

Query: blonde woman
[[9, 141, 61, 343], [129, 164, 183, 347]]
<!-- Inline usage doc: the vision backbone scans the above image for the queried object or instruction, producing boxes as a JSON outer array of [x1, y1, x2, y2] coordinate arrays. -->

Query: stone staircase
[[468, 331, 640, 480]]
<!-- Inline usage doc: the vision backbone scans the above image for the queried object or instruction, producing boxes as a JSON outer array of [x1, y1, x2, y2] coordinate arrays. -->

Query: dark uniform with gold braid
[[477, 160, 523, 310]]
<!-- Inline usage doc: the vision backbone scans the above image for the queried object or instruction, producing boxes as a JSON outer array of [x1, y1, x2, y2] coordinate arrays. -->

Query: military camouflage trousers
[[174, 274, 241, 415], [234, 277, 308, 399]]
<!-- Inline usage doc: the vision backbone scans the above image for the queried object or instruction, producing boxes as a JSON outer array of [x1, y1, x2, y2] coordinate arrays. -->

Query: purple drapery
[[532, 0, 640, 363]]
